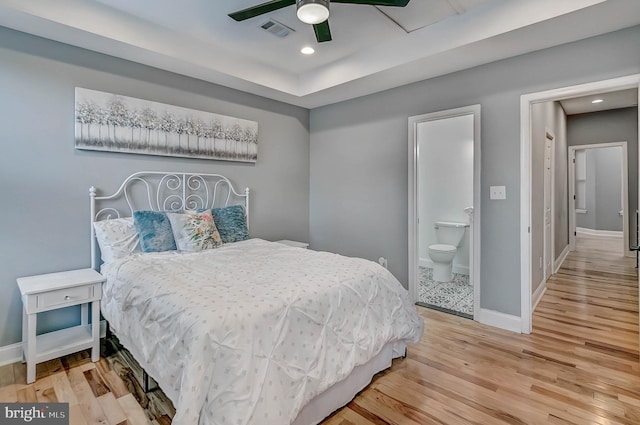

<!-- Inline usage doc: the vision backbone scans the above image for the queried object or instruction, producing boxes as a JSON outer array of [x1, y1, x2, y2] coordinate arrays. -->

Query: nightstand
[[275, 239, 310, 249], [17, 268, 104, 383]]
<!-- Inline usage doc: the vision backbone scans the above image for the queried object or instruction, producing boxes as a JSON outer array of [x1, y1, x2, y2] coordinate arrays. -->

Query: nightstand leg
[[91, 300, 99, 362], [26, 313, 36, 384], [21, 308, 27, 363], [81, 303, 88, 326]]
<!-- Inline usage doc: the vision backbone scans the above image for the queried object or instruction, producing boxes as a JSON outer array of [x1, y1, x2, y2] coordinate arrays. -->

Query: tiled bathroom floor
[[417, 266, 473, 318]]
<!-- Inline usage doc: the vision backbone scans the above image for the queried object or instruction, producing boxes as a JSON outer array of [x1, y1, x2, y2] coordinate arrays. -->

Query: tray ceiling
[[0, 0, 639, 108]]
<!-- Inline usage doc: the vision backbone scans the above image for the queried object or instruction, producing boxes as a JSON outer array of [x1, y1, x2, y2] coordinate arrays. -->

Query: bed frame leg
[[403, 348, 407, 358]]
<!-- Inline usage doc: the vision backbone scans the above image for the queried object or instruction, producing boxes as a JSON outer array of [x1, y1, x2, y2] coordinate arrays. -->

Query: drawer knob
[[64, 295, 71, 300]]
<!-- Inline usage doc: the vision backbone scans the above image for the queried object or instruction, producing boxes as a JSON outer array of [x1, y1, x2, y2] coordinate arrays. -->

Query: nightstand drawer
[[37, 285, 94, 309]]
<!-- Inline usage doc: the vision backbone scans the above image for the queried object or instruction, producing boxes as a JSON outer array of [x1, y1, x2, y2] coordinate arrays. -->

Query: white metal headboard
[[90, 171, 250, 269]]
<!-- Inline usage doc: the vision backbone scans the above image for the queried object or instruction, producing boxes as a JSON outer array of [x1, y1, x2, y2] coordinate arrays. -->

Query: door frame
[[408, 104, 481, 319], [520, 73, 640, 334], [568, 142, 629, 254]]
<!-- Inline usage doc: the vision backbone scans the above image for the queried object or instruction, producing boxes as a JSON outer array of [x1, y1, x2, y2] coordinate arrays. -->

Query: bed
[[90, 171, 424, 425]]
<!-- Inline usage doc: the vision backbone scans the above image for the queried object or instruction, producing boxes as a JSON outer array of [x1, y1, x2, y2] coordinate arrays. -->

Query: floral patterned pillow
[[166, 210, 222, 252]]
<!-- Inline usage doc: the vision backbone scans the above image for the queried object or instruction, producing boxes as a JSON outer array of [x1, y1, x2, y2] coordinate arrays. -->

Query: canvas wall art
[[75, 88, 258, 162]]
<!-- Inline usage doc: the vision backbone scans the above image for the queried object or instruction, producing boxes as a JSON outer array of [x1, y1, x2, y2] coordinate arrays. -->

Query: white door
[[543, 135, 553, 280]]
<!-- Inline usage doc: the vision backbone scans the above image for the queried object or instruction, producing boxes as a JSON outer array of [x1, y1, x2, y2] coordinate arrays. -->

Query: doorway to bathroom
[[408, 105, 481, 319]]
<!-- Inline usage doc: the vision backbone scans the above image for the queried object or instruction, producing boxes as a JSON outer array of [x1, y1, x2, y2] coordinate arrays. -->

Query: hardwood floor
[[0, 352, 156, 425], [1, 235, 637, 424]]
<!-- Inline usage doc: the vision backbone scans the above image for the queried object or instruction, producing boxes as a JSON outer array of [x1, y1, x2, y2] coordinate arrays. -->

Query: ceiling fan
[[229, 0, 411, 43]]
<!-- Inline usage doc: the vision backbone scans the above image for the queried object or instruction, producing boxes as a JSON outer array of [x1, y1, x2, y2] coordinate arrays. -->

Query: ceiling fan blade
[[330, 0, 410, 6], [313, 21, 332, 43], [229, 0, 296, 21]]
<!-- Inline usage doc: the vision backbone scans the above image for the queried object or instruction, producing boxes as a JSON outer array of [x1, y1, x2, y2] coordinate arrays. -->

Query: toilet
[[428, 221, 469, 282]]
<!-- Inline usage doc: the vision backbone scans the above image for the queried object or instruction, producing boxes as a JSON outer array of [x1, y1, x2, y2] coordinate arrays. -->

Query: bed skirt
[[110, 324, 405, 425], [292, 340, 406, 425]]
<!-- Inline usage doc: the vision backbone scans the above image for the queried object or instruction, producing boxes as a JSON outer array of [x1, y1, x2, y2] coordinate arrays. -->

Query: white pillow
[[93, 217, 140, 263], [166, 210, 222, 252]]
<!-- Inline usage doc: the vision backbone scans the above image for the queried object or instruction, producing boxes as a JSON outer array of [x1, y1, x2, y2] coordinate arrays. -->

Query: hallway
[[534, 233, 638, 360]]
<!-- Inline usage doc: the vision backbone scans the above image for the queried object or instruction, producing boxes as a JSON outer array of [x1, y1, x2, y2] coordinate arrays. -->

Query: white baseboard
[[0, 342, 23, 367], [554, 244, 570, 273], [532, 281, 547, 313], [419, 258, 470, 275], [576, 227, 623, 238], [476, 309, 522, 333], [0, 320, 107, 367], [454, 264, 470, 275]]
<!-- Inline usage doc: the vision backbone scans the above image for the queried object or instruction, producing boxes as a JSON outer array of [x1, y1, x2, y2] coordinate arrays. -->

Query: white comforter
[[101, 238, 423, 425]]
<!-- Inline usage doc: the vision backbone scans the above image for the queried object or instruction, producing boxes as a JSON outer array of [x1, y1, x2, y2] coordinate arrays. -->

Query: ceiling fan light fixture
[[297, 0, 330, 25]]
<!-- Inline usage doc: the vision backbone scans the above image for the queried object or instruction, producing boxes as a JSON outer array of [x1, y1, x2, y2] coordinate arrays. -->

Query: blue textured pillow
[[212, 205, 250, 243], [133, 210, 177, 252]]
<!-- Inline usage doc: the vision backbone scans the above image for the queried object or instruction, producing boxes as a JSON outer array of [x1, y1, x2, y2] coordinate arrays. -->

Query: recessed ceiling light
[[301, 46, 315, 55], [591, 99, 604, 104]]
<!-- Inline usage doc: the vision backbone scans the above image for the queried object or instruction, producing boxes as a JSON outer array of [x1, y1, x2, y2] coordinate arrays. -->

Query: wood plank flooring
[[0, 353, 155, 425], [1, 234, 637, 424]]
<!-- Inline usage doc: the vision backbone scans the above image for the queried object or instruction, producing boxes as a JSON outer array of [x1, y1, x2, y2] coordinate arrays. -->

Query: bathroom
[[416, 113, 475, 318]]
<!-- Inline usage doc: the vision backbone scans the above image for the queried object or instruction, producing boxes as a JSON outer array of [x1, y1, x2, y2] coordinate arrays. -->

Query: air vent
[[260, 19, 294, 38]]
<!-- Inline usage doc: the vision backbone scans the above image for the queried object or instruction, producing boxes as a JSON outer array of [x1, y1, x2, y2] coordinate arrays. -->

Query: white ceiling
[[560, 88, 639, 115], [1, 0, 639, 108]]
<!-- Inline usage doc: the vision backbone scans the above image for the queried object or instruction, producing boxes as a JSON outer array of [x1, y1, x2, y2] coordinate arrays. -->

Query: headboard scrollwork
[[90, 171, 250, 269]]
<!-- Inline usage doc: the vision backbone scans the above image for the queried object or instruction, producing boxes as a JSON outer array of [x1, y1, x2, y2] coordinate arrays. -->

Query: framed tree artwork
[[75, 88, 258, 163]]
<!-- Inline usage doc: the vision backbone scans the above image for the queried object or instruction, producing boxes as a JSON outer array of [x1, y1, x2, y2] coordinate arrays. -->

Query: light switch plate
[[490, 185, 506, 200]]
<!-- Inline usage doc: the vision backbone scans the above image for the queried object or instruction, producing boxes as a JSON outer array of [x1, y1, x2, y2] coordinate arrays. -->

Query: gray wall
[[310, 25, 640, 316], [595, 147, 624, 231], [0, 28, 310, 348], [530, 101, 568, 293], [576, 147, 624, 231], [554, 108, 569, 264], [568, 107, 638, 244]]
